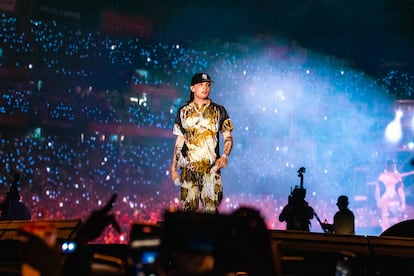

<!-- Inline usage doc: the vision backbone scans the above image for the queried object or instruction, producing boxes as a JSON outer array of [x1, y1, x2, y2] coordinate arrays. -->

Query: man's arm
[[215, 130, 233, 169], [170, 135, 185, 182], [222, 130, 233, 156], [278, 205, 289, 222]]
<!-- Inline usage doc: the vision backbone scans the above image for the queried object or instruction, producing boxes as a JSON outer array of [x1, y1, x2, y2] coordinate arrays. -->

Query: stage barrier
[[0, 219, 81, 241]]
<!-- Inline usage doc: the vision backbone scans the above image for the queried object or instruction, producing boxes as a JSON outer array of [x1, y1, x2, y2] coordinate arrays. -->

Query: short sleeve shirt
[[173, 100, 233, 172]]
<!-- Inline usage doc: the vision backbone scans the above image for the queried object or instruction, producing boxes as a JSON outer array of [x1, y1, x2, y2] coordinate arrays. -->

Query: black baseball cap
[[191, 73, 213, 85]]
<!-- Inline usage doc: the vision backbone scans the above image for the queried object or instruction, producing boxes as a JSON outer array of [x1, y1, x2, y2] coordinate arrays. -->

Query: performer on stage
[[374, 159, 412, 232], [169, 72, 234, 213]]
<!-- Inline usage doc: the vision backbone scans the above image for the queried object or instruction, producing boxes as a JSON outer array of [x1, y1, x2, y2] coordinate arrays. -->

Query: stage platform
[[1, 218, 414, 275], [270, 229, 414, 275]]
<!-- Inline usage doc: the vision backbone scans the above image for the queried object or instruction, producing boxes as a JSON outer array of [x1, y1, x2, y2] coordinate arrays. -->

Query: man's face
[[191, 81, 211, 101]]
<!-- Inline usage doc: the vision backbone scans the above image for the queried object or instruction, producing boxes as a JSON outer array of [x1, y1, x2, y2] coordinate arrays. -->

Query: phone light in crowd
[[61, 241, 77, 253], [119, 234, 125, 242], [384, 109, 403, 144]]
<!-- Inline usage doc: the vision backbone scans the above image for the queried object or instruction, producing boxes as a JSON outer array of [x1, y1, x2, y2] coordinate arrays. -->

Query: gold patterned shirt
[[173, 100, 233, 173]]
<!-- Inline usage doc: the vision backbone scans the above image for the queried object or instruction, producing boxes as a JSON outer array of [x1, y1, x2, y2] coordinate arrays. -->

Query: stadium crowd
[[1, 12, 414, 243]]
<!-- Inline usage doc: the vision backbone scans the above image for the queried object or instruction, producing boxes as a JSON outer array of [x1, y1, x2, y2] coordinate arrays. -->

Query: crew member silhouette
[[279, 167, 314, 231], [322, 195, 355, 234]]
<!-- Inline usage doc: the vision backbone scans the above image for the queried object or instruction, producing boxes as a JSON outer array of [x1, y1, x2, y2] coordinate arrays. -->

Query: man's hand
[[170, 167, 180, 183], [214, 155, 228, 170], [321, 223, 333, 233]]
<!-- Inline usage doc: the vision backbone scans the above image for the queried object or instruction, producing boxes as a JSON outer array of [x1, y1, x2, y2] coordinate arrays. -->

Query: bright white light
[[275, 90, 285, 100], [384, 110, 403, 144]]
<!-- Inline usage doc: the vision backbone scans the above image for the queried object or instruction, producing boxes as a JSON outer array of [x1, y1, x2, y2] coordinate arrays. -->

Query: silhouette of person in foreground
[[322, 195, 355, 234], [18, 193, 121, 276], [159, 206, 279, 276], [0, 173, 31, 220]]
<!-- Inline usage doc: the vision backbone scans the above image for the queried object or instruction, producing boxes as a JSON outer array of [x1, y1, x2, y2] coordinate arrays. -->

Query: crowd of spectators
[[1, 12, 414, 243]]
